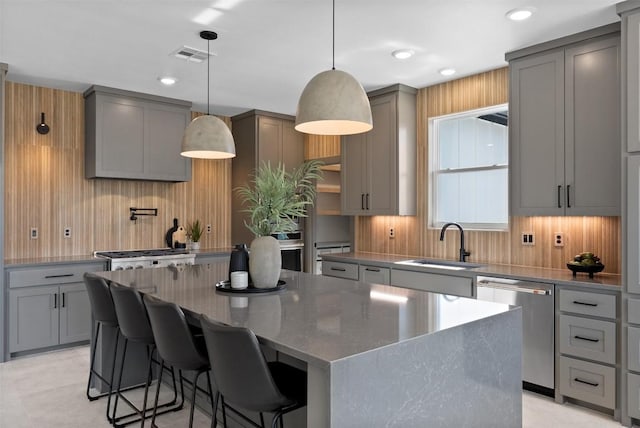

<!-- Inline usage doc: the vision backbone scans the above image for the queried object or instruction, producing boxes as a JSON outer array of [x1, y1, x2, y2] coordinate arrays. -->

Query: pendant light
[[295, 0, 372, 136], [181, 30, 236, 159]]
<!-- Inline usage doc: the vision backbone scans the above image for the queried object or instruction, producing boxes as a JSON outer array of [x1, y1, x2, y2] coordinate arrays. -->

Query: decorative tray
[[215, 280, 286, 294], [566, 263, 605, 279]]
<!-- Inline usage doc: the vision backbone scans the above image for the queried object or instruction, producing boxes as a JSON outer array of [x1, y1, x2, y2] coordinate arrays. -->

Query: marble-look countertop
[[96, 262, 515, 367], [321, 252, 621, 291], [4, 247, 232, 267]]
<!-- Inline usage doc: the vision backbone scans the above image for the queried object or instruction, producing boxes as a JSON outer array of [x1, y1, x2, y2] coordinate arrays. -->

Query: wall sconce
[[36, 112, 50, 135]]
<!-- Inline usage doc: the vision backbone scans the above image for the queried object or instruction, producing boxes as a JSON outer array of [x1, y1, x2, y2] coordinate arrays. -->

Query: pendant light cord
[[207, 38, 211, 115], [332, 0, 335, 70]]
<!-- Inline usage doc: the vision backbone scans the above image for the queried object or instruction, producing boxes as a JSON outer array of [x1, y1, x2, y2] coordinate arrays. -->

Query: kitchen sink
[[394, 259, 485, 270]]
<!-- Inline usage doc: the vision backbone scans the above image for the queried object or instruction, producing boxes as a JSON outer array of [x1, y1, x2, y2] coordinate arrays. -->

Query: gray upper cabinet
[[508, 27, 620, 216], [84, 85, 192, 182], [341, 84, 417, 216], [231, 110, 304, 244]]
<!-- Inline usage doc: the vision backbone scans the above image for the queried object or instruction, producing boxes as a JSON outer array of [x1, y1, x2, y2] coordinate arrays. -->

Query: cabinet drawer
[[322, 261, 359, 280], [8, 263, 106, 288], [390, 269, 473, 298], [559, 356, 615, 409], [628, 373, 640, 419], [629, 298, 640, 325], [359, 265, 390, 285], [558, 289, 616, 319], [559, 315, 616, 364]]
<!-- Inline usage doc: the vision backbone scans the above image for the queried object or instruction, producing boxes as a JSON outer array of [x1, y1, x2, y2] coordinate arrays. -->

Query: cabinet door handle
[[366, 193, 370, 210], [53, 293, 58, 309], [574, 378, 599, 387], [573, 300, 597, 307], [45, 274, 74, 279], [361, 194, 365, 210], [62, 292, 66, 308], [567, 184, 571, 208], [331, 267, 346, 272], [557, 185, 562, 208], [574, 335, 599, 343], [365, 267, 380, 272]]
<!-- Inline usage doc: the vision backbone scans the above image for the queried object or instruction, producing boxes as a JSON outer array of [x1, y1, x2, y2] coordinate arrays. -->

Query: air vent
[[170, 46, 215, 63]]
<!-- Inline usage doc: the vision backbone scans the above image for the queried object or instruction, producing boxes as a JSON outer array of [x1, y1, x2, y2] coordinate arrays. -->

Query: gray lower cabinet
[[322, 260, 359, 280], [390, 269, 473, 298], [556, 287, 618, 411], [359, 265, 390, 285], [7, 262, 105, 355]]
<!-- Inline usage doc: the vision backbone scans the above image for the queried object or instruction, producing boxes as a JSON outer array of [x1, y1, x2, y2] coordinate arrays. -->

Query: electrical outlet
[[30, 227, 38, 240], [521, 232, 534, 246], [64, 227, 71, 238], [554, 232, 564, 247], [389, 228, 395, 238], [206, 224, 212, 234]]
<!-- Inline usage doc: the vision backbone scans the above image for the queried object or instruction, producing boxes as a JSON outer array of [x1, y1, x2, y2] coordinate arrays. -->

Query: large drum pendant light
[[295, 0, 372, 136], [181, 30, 236, 159]]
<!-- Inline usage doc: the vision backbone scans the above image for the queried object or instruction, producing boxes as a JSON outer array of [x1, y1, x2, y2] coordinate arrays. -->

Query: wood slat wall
[[353, 68, 622, 273], [304, 134, 340, 160], [4, 82, 232, 259]]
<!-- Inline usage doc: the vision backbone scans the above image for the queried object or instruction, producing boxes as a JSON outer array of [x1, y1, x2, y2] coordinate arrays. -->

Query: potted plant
[[186, 219, 203, 250], [235, 160, 322, 287]]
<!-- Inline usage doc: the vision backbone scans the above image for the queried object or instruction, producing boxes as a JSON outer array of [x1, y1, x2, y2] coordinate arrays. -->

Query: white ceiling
[[0, 0, 621, 117]]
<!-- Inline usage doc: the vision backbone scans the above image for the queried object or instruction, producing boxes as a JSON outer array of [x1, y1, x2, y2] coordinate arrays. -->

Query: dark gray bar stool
[[200, 315, 307, 428], [83, 273, 142, 425], [109, 283, 182, 427], [143, 294, 217, 428]]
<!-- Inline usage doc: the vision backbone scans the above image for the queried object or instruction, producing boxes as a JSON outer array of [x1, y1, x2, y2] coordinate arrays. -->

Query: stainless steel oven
[[271, 232, 304, 271]]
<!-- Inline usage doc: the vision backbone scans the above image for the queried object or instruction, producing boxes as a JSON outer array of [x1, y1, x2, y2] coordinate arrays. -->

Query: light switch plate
[[521, 232, 534, 246], [30, 227, 38, 239]]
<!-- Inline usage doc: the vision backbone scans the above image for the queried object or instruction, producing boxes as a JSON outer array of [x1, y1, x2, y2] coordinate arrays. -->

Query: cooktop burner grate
[[95, 248, 190, 258]]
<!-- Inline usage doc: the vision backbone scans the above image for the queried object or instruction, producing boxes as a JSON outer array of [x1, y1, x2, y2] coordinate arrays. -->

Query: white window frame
[[428, 103, 509, 231]]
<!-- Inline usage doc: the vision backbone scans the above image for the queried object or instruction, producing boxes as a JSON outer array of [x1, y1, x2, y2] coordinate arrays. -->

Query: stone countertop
[[321, 252, 621, 291], [96, 261, 515, 367], [4, 247, 232, 268]]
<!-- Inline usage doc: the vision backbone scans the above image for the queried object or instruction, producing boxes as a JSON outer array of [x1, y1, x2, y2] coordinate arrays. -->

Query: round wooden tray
[[215, 280, 286, 294]]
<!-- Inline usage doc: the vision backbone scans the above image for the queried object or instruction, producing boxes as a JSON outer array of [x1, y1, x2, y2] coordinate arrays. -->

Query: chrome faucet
[[439, 222, 471, 262]]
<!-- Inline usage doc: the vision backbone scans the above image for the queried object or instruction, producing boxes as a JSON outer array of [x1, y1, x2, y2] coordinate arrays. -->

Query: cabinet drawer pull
[[573, 300, 597, 307], [567, 184, 571, 208], [331, 267, 347, 272], [366, 193, 370, 210], [361, 194, 365, 210], [53, 293, 58, 309], [365, 268, 380, 272], [574, 377, 599, 387], [557, 185, 562, 208], [62, 292, 66, 308], [45, 274, 75, 279], [574, 335, 599, 343]]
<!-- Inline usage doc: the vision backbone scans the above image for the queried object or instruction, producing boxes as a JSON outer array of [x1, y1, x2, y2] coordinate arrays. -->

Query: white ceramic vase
[[249, 236, 281, 288]]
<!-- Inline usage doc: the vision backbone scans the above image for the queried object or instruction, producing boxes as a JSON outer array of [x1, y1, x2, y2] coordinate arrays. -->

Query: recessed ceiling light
[[506, 7, 534, 21], [391, 49, 415, 60], [159, 76, 177, 86], [439, 68, 456, 76]]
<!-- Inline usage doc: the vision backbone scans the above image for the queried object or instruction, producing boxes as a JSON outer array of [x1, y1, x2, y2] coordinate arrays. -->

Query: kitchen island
[[96, 260, 522, 428]]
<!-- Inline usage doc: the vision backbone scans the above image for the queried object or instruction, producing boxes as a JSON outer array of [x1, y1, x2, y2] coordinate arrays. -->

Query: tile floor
[[0, 345, 624, 428]]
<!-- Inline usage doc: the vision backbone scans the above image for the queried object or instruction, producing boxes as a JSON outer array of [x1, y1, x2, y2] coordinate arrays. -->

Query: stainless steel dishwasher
[[476, 276, 554, 395]]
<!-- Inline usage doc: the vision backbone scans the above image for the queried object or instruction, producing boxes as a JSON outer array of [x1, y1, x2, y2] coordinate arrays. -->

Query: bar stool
[[109, 283, 182, 427], [83, 273, 141, 425], [200, 315, 307, 428], [143, 294, 217, 428]]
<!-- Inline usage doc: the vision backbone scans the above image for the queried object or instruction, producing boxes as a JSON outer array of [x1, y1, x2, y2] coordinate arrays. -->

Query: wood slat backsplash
[[4, 82, 232, 259], [304, 134, 340, 160], [353, 68, 622, 273]]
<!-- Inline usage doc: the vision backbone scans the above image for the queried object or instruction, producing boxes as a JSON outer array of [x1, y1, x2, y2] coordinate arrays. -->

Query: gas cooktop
[[95, 248, 190, 259]]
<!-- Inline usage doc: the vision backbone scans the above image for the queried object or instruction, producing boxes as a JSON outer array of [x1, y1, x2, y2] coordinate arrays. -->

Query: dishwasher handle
[[477, 279, 552, 295]]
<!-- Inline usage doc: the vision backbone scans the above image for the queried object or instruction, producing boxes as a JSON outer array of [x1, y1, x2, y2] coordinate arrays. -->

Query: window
[[429, 104, 508, 230]]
